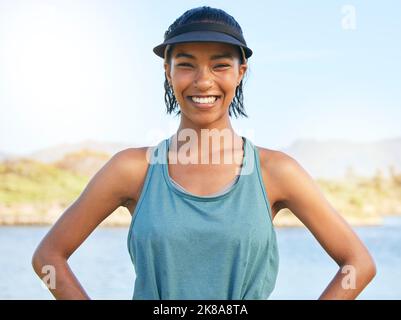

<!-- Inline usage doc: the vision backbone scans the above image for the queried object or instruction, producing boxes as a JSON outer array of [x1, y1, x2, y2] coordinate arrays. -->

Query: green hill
[[0, 158, 89, 206], [1, 152, 401, 226]]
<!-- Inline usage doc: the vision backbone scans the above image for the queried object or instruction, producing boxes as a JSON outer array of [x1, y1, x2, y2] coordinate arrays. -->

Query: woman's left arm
[[275, 152, 377, 299]]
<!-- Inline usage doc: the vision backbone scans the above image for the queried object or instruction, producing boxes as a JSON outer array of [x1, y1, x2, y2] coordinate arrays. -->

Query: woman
[[32, 6, 376, 300]]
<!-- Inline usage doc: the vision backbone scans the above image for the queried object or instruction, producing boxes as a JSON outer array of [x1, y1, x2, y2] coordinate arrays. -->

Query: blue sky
[[1, 0, 400, 155]]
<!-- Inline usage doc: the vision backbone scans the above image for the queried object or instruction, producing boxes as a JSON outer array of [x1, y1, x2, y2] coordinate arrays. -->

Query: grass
[[0, 158, 89, 206]]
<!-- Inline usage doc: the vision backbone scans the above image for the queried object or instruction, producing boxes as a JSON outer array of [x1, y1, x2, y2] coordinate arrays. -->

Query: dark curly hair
[[163, 6, 249, 118]]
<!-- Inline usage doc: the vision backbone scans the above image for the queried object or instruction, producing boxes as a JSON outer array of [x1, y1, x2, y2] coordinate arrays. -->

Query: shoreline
[[0, 203, 388, 228]]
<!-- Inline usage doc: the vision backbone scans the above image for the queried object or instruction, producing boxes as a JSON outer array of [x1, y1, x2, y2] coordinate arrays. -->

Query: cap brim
[[153, 30, 253, 59]]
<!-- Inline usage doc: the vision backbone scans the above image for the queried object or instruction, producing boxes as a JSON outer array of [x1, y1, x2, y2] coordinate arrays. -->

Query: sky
[[0, 0, 400, 155]]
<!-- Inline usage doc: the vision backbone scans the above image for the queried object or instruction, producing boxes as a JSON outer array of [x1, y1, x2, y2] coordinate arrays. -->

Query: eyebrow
[[174, 52, 234, 60]]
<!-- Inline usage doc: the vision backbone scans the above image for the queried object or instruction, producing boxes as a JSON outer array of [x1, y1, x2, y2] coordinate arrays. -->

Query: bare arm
[[31, 147, 149, 299], [272, 151, 376, 299]]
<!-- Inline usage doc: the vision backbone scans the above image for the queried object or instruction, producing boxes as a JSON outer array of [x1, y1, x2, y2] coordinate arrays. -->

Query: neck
[[170, 118, 243, 160]]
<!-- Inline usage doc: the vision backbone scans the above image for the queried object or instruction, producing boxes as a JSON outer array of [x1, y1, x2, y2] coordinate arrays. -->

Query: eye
[[215, 64, 231, 69], [176, 63, 193, 68]]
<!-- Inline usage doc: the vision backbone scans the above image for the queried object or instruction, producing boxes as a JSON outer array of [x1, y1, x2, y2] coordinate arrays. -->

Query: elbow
[[344, 253, 377, 284], [31, 245, 60, 276], [32, 241, 68, 277], [365, 256, 377, 281], [359, 252, 377, 282], [31, 246, 46, 276]]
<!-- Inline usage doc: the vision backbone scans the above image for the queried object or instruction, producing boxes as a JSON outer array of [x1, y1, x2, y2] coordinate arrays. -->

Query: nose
[[194, 66, 213, 90]]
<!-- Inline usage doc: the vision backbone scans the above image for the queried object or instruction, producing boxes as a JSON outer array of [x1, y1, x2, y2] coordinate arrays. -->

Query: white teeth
[[191, 96, 217, 104]]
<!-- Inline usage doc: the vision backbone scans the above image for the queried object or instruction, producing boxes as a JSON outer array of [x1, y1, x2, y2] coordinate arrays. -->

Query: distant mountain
[[282, 137, 401, 179], [53, 149, 112, 177], [0, 151, 19, 162], [28, 139, 136, 163], [2, 137, 400, 179]]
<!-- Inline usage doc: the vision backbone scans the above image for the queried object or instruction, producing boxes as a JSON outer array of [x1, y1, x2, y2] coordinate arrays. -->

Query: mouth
[[186, 95, 222, 109]]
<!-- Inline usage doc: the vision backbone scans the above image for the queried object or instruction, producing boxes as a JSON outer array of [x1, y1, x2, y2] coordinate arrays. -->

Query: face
[[164, 42, 247, 125]]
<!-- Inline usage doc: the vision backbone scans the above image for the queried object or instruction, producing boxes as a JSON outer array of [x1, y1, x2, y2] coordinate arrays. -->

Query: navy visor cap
[[153, 22, 253, 60]]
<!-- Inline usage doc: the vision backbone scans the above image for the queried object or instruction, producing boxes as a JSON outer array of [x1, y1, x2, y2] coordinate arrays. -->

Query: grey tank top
[[127, 135, 279, 299]]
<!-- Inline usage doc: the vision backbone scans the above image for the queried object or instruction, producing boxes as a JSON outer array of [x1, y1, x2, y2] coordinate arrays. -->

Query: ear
[[237, 63, 248, 84], [164, 62, 172, 84]]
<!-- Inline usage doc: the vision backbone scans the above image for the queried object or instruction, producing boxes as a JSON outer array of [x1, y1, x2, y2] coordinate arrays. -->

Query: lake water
[[0, 217, 400, 300]]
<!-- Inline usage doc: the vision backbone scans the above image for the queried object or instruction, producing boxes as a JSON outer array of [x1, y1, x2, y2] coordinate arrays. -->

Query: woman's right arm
[[31, 147, 150, 299]]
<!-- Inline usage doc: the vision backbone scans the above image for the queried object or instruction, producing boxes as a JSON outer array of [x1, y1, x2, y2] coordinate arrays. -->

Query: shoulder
[[104, 146, 155, 204], [255, 145, 300, 178], [111, 146, 153, 170], [255, 145, 307, 209]]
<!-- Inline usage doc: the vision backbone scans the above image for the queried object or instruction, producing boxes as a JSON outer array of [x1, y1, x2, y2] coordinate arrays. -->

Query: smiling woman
[[32, 5, 376, 301], [158, 18, 251, 119], [164, 42, 247, 116]]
